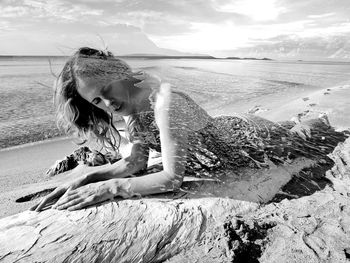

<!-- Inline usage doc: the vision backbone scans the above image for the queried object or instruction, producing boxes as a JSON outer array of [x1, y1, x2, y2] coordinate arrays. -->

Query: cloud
[[0, 6, 28, 17], [0, 0, 350, 59], [308, 13, 335, 19], [0, 0, 104, 22], [0, 19, 188, 56], [151, 19, 323, 53], [273, 0, 350, 25], [62, 0, 251, 35], [0, 21, 13, 31], [218, 33, 350, 60], [214, 0, 286, 21]]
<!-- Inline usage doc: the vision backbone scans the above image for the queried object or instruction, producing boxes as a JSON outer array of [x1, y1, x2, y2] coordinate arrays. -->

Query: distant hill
[[225, 34, 350, 61], [118, 54, 216, 59], [225, 57, 273, 61]]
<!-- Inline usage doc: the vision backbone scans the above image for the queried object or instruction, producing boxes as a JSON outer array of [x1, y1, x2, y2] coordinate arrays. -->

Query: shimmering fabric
[[124, 90, 315, 178], [47, 88, 347, 179]]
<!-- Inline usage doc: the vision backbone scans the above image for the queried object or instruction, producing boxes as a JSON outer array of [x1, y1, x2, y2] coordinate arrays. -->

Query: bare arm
[[53, 84, 191, 210], [120, 83, 188, 195], [32, 135, 149, 212], [83, 142, 150, 182]]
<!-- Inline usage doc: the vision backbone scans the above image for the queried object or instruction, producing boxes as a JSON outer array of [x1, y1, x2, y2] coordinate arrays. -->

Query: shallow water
[[1, 57, 349, 149]]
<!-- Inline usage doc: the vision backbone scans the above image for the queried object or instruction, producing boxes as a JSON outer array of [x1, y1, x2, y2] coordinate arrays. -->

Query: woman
[[33, 47, 343, 211]]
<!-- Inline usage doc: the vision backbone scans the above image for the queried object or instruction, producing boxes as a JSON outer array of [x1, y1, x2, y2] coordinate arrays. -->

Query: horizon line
[[1, 55, 349, 63]]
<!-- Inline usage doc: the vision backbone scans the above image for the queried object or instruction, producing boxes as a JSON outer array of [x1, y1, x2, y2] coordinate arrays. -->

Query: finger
[[30, 196, 60, 211], [35, 187, 67, 212], [65, 188, 78, 196], [55, 197, 84, 210], [54, 192, 81, 207], [67, 198, 95, 211], [29, 203, 39, 211], [35, 196, 55, 212]]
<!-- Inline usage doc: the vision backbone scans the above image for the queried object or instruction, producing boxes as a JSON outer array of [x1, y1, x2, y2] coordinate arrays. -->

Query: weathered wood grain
[[0, 133, 349, 262]]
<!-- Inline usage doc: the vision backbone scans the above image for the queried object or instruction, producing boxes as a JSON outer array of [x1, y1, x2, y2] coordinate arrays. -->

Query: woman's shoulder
[[124, 113, 161, 148], [163, 89, 213, 131]]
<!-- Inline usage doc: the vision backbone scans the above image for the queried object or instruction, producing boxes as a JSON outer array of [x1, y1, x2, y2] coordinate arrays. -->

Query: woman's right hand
[[30, 174, 90, 212]]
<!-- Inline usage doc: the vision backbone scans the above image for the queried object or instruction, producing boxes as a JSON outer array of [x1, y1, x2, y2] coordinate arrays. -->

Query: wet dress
[[124, 90, 337, 179]]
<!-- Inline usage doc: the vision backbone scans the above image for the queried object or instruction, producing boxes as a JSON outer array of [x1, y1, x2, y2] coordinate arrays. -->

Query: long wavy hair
[[54, 47, 134, 152]]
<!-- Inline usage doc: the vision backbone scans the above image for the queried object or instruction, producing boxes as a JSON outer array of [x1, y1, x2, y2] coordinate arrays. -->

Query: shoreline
[[1, 83, 350, 152], [0, 122, 64, 150], [0, 119, 126, 151], [0, 135, 72, 152], [0, 137, 80, 218]]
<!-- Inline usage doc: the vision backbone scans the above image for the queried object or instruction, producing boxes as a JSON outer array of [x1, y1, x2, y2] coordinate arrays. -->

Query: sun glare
[[216, 0, 286, 21], [150, 22, 251, 54]]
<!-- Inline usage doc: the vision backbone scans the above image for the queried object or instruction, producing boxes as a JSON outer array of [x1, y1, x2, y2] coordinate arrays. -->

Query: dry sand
[[0, 83, 349, 219]]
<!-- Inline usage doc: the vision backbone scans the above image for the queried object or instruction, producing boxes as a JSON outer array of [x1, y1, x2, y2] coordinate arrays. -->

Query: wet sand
[[0, 137, 79, 218]]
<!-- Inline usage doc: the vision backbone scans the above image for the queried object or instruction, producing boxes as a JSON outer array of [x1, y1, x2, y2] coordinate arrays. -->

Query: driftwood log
[[0, 128, 350, 262]]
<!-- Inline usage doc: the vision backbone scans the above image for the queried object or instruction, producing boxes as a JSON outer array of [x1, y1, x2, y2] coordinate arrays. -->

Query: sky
[[0, 0, 350, 60]]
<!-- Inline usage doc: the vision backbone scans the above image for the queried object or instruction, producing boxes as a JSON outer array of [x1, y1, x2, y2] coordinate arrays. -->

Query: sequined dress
[[125, 90, 308, 178]]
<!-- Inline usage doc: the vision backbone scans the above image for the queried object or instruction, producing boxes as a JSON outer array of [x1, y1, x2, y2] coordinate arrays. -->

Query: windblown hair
[[54, 47, 134, 152]]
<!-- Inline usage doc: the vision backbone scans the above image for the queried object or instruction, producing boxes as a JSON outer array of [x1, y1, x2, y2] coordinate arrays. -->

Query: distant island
[[225, 57, 273, 61], [117, 54, 216, 59], [118, 54, 273, 60]]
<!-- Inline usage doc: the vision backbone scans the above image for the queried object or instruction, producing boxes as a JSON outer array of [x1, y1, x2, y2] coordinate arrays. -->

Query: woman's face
[[76, 76, 138, 116]]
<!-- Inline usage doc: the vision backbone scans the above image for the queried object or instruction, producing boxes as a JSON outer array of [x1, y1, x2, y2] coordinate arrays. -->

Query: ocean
[[1, 57, 350, 149]]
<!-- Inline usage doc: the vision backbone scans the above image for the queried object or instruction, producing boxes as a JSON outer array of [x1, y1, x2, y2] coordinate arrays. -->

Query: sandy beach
[[258, 84, 350, 130], [0, 83, 349, 219], [0, 137, 80, 218]]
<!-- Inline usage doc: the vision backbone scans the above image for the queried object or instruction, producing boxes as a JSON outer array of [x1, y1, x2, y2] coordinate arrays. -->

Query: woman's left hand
[[52, 181, 114, 211]]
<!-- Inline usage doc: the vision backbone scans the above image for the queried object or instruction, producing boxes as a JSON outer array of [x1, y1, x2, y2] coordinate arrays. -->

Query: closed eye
[[91, 97, 101, 105]]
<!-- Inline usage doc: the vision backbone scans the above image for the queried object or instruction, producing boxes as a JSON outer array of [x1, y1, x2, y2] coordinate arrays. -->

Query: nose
[[102, 98, 112, 108]]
